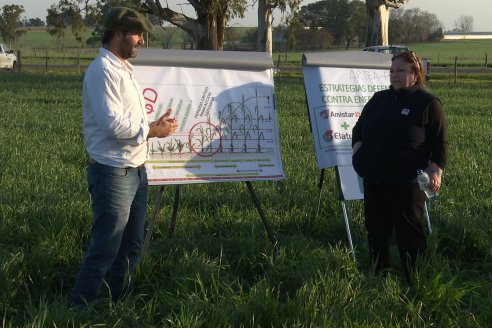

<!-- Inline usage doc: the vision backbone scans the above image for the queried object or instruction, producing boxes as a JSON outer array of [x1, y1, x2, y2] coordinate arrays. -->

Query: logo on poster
[[320, 109, 330, 119], [323, 129, 334, 142]]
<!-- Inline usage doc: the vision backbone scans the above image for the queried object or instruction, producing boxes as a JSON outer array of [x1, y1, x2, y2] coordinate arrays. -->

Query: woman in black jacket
[[352, 51, 448, 281]]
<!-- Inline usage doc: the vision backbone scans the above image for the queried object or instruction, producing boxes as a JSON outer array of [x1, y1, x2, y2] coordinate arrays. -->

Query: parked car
[[0, 43, 18, 70], [362, 45, 430, 81]]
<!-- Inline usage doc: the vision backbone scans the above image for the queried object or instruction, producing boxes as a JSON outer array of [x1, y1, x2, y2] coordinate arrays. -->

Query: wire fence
[[16, 48, 98, 72]]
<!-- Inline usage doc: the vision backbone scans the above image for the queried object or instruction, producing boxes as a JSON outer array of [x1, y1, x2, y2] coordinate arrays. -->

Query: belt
[[89, 159, 145, 168]]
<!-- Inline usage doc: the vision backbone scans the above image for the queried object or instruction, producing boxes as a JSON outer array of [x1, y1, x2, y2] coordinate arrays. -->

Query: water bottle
[[417, 169, 438, 200]]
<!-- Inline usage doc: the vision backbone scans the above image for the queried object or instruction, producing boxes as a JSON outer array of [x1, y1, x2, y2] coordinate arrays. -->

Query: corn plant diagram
[[134, 66, 285, 185]]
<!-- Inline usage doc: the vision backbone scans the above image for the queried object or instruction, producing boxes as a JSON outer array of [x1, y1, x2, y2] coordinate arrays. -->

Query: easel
[[316, 167, 356, 260], [140, 181, 277, 261], [316, 167, 433, 262]]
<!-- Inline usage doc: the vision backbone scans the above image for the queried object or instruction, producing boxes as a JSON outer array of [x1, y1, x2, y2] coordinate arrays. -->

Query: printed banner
[[134, 66, 285, 185], [303, 66, 390, 168]]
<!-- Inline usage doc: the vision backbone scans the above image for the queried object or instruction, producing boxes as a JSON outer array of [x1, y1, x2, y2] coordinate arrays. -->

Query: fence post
[[77, 48, 81, 73], [45, 51, 49, 71], [485, 52, 488, 68], [454, 56, 458, 84]]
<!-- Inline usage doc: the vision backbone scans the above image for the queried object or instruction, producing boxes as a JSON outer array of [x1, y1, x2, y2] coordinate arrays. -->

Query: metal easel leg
[[168, 185, 181, 236], [245, 181, 278, 246], [341, 200, 356, 261], [140, 186, 165, 262], [316, 169, 325, 216]]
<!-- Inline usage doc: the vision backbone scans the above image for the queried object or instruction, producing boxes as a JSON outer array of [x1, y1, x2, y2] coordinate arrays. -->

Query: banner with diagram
[[133, 50, 285, 185]]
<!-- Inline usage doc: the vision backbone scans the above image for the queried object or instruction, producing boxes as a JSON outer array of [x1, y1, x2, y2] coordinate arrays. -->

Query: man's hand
[[148, 109, 178, 139]]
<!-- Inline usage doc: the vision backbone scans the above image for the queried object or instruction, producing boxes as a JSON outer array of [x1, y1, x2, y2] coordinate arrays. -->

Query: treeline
[[295, 0, 442, 50], [3, 1, 444, 52]]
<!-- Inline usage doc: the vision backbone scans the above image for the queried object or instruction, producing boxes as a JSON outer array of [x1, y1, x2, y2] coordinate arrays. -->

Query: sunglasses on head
[[403, 51, 422, 73]]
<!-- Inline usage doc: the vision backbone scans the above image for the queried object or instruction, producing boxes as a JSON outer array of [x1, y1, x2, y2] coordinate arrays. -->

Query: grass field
[[0, 68, 491, 326], [270, 40, 492, 69], [410, 41, 492, 67]]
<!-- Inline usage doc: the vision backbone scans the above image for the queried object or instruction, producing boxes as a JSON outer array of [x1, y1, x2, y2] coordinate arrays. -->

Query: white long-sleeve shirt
[[82, 48, 149, 168]]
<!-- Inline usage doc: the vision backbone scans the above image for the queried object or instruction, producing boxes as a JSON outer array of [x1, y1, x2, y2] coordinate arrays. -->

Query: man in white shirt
[[72, 7, 178, 309]]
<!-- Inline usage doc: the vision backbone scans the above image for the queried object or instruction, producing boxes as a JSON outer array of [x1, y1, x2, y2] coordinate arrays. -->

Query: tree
[[47, 0, 305, 52], [454, 15, 473, 32], [298, 0, 366, 48], [295, 27, 334, 51], [0, 4, 25, 45], [137, 0, 246, 50], [22, 17, 46, 27], [365, 0, 406, 47], [343, 0, 365, 48], [284, 11, 303, 52], [47, 0, 300, 51], [46, 6, 68, 49], [46, 0, 100, 47], [243, 28, 259, 49], [153, 26, 180, 49], [256, 0, 302, 54], [389, 8, 442, 44]]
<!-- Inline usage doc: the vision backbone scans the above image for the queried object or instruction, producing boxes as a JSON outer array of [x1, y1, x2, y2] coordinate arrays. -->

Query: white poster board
[[132, 49, 285, 185], [303, 51, 392, 199], [303, 51, 392, 168], [337, 165, 364, 200]]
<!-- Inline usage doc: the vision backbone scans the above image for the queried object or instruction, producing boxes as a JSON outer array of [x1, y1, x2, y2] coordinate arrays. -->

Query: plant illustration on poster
[[134, 65, 285, 185]]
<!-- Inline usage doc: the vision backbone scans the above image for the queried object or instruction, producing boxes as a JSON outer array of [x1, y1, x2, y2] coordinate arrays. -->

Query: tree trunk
[[145, 5, 220, 50], [366, 0, 385, 46], [217, 11, 227, 51], [366, 0, 404, 47], [257, 0, 273, 55], [195, 12, 219, 50]]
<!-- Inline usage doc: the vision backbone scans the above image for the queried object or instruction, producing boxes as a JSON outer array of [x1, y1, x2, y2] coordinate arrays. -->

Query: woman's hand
[[425, 162, 443, 192]]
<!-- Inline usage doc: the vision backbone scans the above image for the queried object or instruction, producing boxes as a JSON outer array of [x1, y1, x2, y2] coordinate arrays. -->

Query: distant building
[[443, 31, 492, 40]]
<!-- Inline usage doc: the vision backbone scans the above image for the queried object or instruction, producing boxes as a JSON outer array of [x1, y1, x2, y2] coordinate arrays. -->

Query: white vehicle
[[363, 45, 431, 81], [0, 43, 18, 70]]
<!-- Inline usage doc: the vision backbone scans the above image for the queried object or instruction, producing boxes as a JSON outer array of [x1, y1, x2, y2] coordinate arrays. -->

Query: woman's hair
[[392, 51, 425, 88]]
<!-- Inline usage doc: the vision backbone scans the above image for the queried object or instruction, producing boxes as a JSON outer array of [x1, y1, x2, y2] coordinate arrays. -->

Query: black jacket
[[352, 85, 448, 184]]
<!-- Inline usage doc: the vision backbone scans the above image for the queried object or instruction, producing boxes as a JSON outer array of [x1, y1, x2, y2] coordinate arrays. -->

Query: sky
[[2, 0, 492, 32]]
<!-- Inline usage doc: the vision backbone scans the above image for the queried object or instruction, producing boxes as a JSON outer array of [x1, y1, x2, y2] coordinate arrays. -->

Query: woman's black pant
[[363, 180, 427, 279]]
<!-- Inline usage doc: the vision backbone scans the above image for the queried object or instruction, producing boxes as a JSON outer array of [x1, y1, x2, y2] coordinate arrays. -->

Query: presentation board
[[303, 51, 392, 168], [131, 50, 285, 185], [302, 51, 392, 199]]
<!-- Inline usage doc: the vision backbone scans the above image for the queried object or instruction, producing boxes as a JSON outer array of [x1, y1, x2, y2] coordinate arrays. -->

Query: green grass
[[14, 26, 96, 50], [410, 40, 492, 67], [0, 71, 491, 326], [272, 40, 492, 69]]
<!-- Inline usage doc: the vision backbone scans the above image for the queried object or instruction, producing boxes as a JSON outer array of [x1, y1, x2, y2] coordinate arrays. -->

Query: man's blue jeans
[[72, 162, 148, 309]]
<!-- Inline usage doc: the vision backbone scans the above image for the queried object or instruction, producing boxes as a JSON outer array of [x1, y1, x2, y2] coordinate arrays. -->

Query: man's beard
[[119, 39, 138, 59]]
